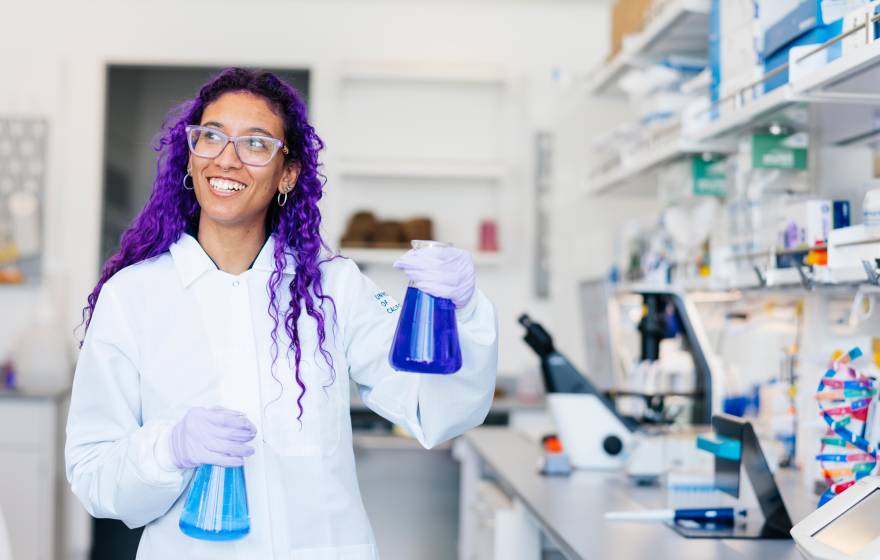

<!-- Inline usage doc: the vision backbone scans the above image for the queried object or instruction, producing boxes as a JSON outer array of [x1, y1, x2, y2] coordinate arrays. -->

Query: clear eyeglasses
[[185, 125, 289, 167]]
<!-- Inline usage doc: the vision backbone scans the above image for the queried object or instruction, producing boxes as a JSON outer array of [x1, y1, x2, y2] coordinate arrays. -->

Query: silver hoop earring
[[182, 173, 194, 191], [277, 191, 288, 207]]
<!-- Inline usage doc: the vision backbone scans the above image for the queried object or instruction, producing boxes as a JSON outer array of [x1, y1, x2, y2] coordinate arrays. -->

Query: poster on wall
[[0, 117, 46, 284]]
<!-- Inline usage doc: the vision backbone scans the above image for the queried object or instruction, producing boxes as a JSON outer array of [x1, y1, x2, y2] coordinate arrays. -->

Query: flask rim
[[411, 239, 451, 250]]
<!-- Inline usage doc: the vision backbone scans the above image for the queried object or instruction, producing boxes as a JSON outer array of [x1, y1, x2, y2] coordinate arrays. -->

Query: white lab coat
[[65, 233, 498, 560]]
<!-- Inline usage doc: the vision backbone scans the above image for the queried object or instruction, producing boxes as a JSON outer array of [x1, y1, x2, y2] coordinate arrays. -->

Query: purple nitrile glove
[[169, 407, 257, 469], [393, 245, 476, 309]]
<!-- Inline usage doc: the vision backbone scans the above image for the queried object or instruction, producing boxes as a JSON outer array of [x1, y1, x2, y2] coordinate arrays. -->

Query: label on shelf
[[752, 133, 809, 170], [692, 154, 727, 196]]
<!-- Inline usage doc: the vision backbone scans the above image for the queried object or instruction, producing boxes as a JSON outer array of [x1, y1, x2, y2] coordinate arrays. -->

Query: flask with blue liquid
[[389, 240, 462, 374], [179, 464, 250, 541]]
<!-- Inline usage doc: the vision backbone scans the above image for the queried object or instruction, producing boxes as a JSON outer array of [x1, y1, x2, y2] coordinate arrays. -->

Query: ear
[[281, 161, 301, 193]]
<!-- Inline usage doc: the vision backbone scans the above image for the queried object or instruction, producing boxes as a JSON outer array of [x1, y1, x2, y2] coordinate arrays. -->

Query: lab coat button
[[233, 280, 240, 287]]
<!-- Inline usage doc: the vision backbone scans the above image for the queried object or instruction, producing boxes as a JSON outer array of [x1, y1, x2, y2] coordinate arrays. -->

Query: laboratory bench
[[458, 426, 815, 560]]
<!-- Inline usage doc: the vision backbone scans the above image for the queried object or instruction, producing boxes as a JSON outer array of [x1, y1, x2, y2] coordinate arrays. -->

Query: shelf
[[338, 158, 507, 181], [794, 38, 880, 101], [689, 15, 880, 144], [587, 0, 711, 97], [586, 136, 733, 195], [690, 85, 798, 143], [341, 248, 505, 267]]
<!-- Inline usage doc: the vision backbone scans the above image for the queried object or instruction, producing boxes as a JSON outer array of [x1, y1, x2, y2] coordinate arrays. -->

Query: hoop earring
[[182, 173, 194, 191], [277, 190, 288, 207]]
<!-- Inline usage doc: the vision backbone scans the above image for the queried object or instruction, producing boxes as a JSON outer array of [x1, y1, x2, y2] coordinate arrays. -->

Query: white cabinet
[[0, 397, 59, 560]]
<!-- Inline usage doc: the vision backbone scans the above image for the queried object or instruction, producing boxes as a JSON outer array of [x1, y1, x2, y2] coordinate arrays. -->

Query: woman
[[65, 68, 498, 560]]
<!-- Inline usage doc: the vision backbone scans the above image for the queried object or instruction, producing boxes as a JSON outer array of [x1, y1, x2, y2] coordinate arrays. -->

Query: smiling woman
[[65, 67, 499, 560]]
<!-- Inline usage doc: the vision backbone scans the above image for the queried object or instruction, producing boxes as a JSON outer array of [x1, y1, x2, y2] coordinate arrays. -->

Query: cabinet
[[0, 397, 60, 560]]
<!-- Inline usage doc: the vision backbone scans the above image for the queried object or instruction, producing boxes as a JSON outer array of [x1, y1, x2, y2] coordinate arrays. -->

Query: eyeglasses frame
[[184, 124, 289, 167]]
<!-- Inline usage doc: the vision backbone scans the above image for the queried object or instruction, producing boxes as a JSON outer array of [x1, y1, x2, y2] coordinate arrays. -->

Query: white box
[[776, 199, 833, 249]]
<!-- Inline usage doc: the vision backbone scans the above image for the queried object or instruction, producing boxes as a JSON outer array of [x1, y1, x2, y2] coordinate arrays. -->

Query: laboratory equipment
[[389, 241, 462, 374], [606, 507, 745, 525], [580, 281, 723, 425], [791, 475, 880, 559], [518, 314, 636, 469], [679, 414, 793, 539], [179, 464, 250, 541]]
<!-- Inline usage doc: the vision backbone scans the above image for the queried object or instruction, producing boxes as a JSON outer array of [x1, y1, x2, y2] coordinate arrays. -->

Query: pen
[[604, 507, 745, 524]]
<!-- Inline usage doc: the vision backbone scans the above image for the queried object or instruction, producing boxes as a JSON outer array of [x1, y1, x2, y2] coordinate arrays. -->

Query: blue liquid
[[179, 464, 250, 541], [389, 286, 462, 374]]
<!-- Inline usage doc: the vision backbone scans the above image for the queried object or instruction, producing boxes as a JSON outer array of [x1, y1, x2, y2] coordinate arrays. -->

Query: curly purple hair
[[82, 68, 336, 419]]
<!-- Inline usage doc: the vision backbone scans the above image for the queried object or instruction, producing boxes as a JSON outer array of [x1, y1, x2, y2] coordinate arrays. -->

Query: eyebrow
[[202, 121, 277, 137]]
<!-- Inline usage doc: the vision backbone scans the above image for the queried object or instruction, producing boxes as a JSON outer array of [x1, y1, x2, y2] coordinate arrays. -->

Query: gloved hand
[[169, 407, 257, 469], [393, 245, 476, 309]]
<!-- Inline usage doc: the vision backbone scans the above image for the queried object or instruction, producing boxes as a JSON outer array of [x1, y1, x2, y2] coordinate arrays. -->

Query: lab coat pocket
[[263, 385, 342, 457], [291, 543, 377, 560]]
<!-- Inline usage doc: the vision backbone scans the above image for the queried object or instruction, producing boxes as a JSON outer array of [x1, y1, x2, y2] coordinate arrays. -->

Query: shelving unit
[[586, 11, 880, 196], [691, 12, 880, 144], [332, 60, 514, 268], [587, 0, 711, 97]]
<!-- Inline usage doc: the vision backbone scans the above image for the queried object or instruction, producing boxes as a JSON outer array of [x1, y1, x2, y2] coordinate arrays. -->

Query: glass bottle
[[389, 240, 462, 374], [179, 464, 250, 541]]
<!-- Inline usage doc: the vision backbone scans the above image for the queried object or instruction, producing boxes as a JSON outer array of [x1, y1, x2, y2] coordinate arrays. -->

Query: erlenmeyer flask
[[389, 240, 462, 374], [179, 464, 250, 541]]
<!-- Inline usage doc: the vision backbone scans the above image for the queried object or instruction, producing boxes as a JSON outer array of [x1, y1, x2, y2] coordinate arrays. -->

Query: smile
[[209, 177, 247, 192]]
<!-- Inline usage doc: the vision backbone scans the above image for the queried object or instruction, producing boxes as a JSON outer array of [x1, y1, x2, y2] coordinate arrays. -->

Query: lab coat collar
[[169, 233, 296, 288], [250, 235, 298, 276]]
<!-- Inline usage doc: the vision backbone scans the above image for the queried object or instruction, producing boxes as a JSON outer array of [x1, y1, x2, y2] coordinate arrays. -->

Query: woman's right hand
[[169, 407, 257, 469]]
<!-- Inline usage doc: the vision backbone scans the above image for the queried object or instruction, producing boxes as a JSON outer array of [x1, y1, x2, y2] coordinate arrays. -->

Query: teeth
[[209, 178, 246, 192]]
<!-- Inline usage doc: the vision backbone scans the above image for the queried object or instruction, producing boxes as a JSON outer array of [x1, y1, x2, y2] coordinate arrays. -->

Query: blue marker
[[605, 507, 745, 524]]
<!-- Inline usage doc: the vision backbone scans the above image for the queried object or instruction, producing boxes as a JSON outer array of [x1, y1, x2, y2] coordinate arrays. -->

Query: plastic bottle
[[863, 187, 880, 229], [179, 464, 250, 541], [389, 240, 462, 374]]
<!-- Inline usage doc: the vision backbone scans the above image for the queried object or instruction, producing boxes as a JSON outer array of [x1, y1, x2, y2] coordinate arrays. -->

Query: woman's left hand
[[393, 245, 476, 308]]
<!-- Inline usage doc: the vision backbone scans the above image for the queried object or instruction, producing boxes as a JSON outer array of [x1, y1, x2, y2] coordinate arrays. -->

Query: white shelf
[[793, 24, 880, 101], [690, 85, 796, 143], [689, 21, 880, 144], [587, 0, 711, 97], [342, 248, 505, 267], [338, 158, 508, 181], [586, 136, 733, 195], [817, 266, 875, 285]]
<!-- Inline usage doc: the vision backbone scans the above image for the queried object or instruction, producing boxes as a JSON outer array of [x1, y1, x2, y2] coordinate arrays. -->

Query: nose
[[214, 140, 243, 169]]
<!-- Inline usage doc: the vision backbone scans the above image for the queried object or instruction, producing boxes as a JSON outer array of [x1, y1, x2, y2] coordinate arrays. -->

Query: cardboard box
[[608, 0, 654, 60]]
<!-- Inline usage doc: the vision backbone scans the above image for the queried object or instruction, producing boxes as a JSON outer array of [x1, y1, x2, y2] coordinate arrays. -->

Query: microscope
[[519, 285, 723, 475]]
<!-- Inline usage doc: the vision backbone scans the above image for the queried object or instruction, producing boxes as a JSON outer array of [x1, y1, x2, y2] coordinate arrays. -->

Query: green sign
[[752, 133, 808, 170], [692, 155, 727, 196]]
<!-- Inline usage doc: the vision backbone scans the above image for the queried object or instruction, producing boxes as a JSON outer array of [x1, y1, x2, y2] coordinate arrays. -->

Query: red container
[[479, 220, 499, 252]]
